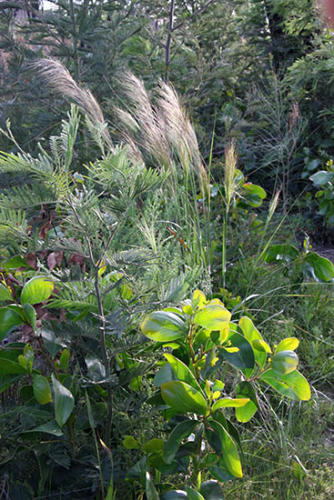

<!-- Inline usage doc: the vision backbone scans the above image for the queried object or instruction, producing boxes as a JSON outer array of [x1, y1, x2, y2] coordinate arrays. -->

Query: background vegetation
[[0, 1, 333, 498]]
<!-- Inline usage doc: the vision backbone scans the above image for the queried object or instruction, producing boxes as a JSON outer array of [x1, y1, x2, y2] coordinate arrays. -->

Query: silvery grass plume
[[115, 73, 209, 195], [115, 72, 171, 169], [224, 140, 237, 210], [33, 58, 113, 149]]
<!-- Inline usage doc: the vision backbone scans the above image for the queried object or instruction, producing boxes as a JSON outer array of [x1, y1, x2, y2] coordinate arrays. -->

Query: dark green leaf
[[200, 480, 225, 499], [0, 307, 24, 341], [25, 420, 63, 437], [220, 332, 254, 370], [263, 244, 299, 263], [310, 170, 334, 187], [304, 252, 334, 282], [164, 419, 198, 464], [23, 303, 37, 330], [184, 487, 204, 500], [238, 316, 266, 371], [0, 358, 27, 374], [145, 471, 159, 500], [161, 492, 188, 500], [52, 374, 74, 427], [154, 363, 176, 387]]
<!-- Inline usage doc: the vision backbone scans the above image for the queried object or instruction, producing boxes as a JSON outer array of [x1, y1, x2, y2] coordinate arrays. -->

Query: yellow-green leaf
[[275, 337, 299, 352], [33, 374, 52, 405], [212, 398, 250, 411], [21, 276, 54, 305], [194, 305, 231, 332]]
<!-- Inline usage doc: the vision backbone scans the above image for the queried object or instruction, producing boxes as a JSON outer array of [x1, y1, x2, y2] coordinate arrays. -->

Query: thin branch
[[165, 0, 175, 82]]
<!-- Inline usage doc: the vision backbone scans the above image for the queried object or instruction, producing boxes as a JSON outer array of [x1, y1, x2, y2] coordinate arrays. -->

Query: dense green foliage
[[0, 1, 334, 499]]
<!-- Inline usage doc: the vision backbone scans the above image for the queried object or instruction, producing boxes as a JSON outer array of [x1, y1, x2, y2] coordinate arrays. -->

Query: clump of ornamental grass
[[115, 73, 209, 195], [33, 58, 113, 149]]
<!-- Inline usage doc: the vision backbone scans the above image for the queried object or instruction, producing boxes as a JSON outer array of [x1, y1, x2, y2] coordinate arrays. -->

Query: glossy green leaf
[[145, 471, 159, 500], [161, 491, 188, 500], [154, 363, 176, 387], [23, 303, 37, 330], [310, 170, 334, 187], [220, 332, 255, 370], [52, 374, 74, 427], [275, 337, 299, 352], [164, 353, 203, 393], [263, 244, 299, 263], [271, 350, 298, 375], [242, 182, 267, 207], [235, 381, 258, 423], [260, 369, 311, 400], [141, 311, 186, 342], [212, 398, 250, 411], [252, 338, 271, 354], [238, 316, 266, 370], [161, 381, 208, 415], [194, 304, 231, 331], [0, 283, 12, 302], [164, 419, 198, 464], [185, 487, 204, 500], [21, 276, 54, 305], [207, 419, 242, 478], [208, 464, 235, 483], [0, 307, 24, 341], [33, 374, 52, 405], [304, 252, 334, 282], [25, 420, 63, 437], [200, 480, 224, 499]]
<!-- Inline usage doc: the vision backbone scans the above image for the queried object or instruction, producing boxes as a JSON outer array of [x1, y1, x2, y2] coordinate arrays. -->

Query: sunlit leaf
[[194, 305, 231, 331], [141, 311, 186, 342], [275, 337, 299, 352], [271, 350, 298, 375], [164, 353, 203, 393], [206, 419, 242, 478], [260, 369, 311, 400], [161, 380, 208, 415], [235, 381, 258, 423], [212, 398, 250, 411], [21, 276, 54, 305]]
